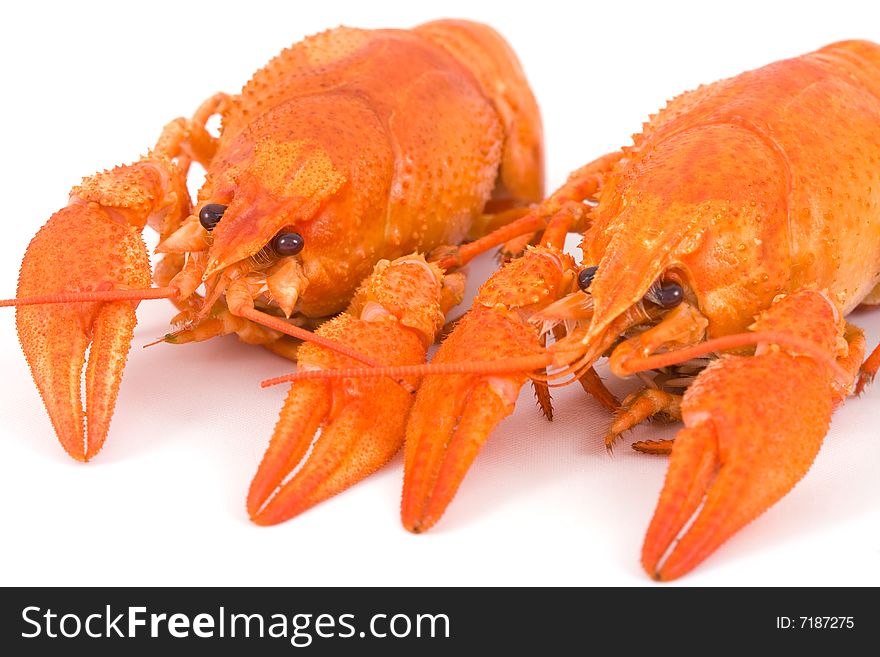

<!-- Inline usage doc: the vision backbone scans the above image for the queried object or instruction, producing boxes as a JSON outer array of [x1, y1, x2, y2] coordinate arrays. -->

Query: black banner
[[0, 587, 874, 653]]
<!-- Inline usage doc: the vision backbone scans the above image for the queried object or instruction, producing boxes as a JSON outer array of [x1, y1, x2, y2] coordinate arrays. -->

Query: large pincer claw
[[641, 290, 858, 580], [15, 203, 152, 460], [400, 247, 575, 532], [401, 306, 537, 532], [248, 256, 448, 525]]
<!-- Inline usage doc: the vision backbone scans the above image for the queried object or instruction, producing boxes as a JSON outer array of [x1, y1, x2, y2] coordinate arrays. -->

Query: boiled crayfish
[[0, 22, 546, 520], [288, 40, 880, 580]]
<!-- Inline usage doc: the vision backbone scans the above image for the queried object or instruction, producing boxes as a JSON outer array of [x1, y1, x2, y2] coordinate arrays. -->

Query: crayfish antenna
[[235, 305, 415, 393], [0, 286, 179, 307], [259, 353, 556, 387], [612, 329, 849, 383]]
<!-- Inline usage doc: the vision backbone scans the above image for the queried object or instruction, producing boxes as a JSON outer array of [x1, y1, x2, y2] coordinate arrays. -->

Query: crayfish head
[[202, 135, 346, 278], [167, 91, 398, 326], [197, 93, 396, 321], [533, 200, 704, 379], [156, 132, 356, 327]]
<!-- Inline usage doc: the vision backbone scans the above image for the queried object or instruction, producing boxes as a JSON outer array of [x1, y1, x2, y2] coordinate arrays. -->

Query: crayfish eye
[[653, 281, 684, 309], [272, 231, 305, 256], [199, 203, 227, 231], [578, 266, 598, 291]]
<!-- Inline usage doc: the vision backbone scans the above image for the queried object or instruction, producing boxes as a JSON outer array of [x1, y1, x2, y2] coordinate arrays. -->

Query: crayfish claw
[[401, 307, 536, 532], [247, 374, 406, 525], [641, 291, 861, 580], [248, 320, 424, 525], [248, 255, 444, 525], [403, 376, 520, 533], [640, 422, 721, 580], [15, 203, 152, 460]]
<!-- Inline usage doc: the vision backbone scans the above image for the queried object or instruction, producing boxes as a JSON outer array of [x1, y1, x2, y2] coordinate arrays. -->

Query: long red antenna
[[0, 284, 414, 392], [260, 330, 848, 390], [0, 286, 180, 307], [237, 306, 415, 393], [618, 330, 848, 381], [260, 352, 555, 388]]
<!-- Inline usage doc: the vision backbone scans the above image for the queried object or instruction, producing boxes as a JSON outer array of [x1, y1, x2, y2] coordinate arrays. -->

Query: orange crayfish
[[289, 40, 880, 580], [0, 22, 545, 517]]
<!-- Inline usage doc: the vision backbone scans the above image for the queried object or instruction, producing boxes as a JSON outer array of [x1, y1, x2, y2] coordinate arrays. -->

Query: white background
[[1, 0, 878, 587]]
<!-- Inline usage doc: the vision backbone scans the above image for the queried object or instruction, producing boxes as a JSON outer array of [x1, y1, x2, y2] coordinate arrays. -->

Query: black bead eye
[[272, 231, 305, 256], [653, 281, 684, 309], [199, 204, 226, 231], [578, 266, 598, 291]]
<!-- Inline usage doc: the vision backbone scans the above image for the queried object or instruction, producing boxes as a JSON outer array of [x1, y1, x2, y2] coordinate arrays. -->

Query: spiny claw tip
[[855, 372, 874, 396], [603, 434, 617, 455]]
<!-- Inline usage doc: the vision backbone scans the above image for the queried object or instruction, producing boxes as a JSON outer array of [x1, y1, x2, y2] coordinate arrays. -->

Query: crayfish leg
[[632, 439, 675, 455], [433, 151, 621, 271], [577, 367, 620, 413], [856, 334, 880, 394], [604, 389, 682, 453]]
